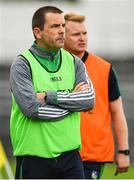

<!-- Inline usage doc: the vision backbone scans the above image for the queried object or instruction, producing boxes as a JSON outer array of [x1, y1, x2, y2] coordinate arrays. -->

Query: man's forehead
[[67, 21, 86, 30], [45, 12, 64, 21], [44, 13, 65, 27]]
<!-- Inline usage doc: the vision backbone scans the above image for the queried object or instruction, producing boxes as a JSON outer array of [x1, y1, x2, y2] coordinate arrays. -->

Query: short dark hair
[[32, 6, 63, 30]]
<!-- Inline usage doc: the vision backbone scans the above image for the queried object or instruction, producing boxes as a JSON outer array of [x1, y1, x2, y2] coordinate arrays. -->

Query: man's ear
[[33, 27, 42, 39]]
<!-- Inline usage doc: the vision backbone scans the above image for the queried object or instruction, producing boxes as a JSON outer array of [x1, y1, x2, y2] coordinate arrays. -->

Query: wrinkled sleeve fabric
[[10, 56, 70, 121], [46, 55, 95, 112]]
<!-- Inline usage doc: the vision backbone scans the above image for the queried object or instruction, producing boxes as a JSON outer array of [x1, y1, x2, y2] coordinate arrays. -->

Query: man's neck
[[76, 52, 85, 59], [35, 40, 59, 53], [34, 41, 58, 55], [64, 47, 85, 59]]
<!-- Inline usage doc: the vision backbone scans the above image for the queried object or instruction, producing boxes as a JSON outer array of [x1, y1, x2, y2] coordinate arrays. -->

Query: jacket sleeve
[[46, 55, 95, 112], [10, 56, 70, 121]]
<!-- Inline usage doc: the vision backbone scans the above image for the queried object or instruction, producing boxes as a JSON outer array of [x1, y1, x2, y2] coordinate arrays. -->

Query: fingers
[[74, 82, 85, 91], [114, 169, 118, 176], [114, 153, 130, 176], [36, 92, 46, 102], [114, 167, 129, 176], [74, 82, 89, 92]]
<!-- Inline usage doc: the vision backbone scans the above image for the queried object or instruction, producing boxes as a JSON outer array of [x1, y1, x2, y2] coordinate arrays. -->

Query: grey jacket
[[10, 45, 95, 121]]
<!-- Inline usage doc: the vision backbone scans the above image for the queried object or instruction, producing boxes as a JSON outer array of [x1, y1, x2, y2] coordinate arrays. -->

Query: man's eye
[[51, 25, 59, 28], [74, 34, 79, 36]]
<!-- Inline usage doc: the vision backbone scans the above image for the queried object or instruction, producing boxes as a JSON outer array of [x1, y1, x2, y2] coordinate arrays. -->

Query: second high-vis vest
[[80, 53, 114, 162]]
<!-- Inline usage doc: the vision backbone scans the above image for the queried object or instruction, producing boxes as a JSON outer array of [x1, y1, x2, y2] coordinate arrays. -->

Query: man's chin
[[78, 47, 86, 52], [53, 44, 64, 51], [58, 43, 64, 48]]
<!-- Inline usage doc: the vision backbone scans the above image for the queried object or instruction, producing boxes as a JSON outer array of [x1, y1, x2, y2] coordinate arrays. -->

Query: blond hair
[[64, 13, 85, 23]]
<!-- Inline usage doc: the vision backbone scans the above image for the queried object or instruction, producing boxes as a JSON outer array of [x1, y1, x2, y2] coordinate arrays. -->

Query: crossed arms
[[10, 55, 95, 121]]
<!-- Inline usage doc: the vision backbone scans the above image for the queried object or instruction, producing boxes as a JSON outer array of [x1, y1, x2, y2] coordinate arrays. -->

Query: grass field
[[1, 160, 134, 179]]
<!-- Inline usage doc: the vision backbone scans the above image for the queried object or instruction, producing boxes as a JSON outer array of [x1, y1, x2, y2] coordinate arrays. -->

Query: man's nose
[[80, 34, 85, 40], [59, 25, 65, 34]]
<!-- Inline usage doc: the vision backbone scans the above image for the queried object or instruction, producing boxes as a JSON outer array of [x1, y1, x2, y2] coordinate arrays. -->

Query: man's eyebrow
[[72, 32, 81, 35], [51, 23, 60, 27], [51, 23, 65, 28], [72, 31, 87, 35]]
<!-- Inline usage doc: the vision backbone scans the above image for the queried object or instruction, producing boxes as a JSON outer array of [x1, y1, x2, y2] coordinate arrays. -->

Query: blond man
[[64, 13, 130, 179]]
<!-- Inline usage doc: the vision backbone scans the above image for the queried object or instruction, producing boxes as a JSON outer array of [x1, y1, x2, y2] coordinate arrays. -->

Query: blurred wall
[[0, 0, 134, 64]]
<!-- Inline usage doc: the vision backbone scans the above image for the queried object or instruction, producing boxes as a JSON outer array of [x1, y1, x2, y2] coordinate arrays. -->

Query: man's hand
[[36, 92, 46, 102], [114, 153, 130, 176], [73, 82, 90, 92]]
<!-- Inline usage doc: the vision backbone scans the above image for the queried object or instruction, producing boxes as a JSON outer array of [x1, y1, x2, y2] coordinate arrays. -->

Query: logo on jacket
[[50, 76, 62, 82]]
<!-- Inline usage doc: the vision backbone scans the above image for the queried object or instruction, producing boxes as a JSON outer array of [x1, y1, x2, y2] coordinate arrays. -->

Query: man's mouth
[[57, 38, 64, 43], [78, 43, 86, 47]]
